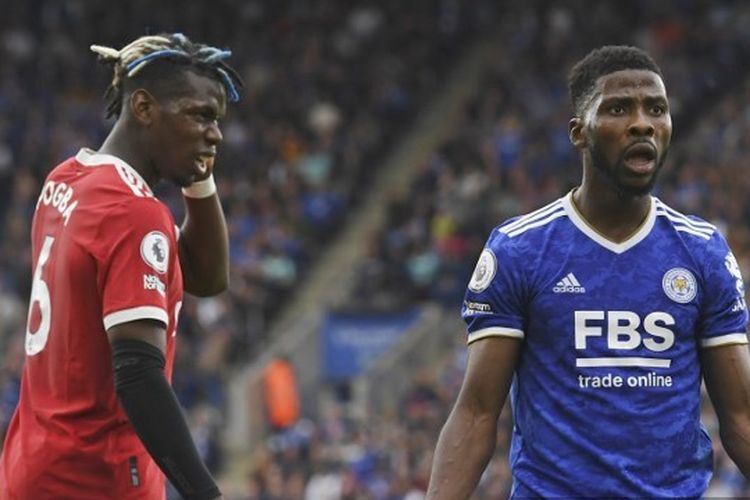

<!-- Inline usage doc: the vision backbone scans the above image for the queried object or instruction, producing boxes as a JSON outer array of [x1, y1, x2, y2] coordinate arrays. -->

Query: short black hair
[[91, 33, 243, 119], [122, 59, 224, 111], [568, 45, 662, 116]]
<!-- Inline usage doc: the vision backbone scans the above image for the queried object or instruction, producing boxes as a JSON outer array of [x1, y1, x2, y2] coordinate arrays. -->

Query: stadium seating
[[1, 1, 750, 497]]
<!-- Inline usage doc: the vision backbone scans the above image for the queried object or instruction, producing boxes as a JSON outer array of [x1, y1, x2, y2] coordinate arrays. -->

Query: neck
[[98, 120, 158, 187], [572, 182, 651, 243]]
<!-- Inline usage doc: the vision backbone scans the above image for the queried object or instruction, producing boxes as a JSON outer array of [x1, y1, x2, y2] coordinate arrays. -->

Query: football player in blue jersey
[[427, 45, 750, 498]]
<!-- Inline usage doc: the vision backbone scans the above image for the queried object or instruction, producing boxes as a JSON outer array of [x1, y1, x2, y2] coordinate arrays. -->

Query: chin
[[615, 177, 658, 197]]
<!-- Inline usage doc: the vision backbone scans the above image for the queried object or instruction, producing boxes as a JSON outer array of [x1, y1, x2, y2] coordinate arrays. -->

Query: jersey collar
[[75, 148, 154, 197], [562, 190, 656, 254]]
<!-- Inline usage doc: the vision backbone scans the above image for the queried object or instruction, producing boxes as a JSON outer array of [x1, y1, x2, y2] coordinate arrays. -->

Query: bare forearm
[[702, 344, 750, 479], [427, 407, 497, 499], [179, 194, 229, 296], [721, 423, 750, 478]]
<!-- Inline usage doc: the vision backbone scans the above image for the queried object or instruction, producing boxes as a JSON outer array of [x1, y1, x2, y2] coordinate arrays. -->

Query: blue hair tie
[[126, 49, 188, 74], [172, 33, 188, 44], [125, 43, 240, 102], [216, 68, 240, 102], [205, 50, 233, 63]]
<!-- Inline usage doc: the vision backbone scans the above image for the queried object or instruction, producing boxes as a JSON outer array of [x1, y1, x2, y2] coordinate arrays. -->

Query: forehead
[[595, 69, 667, 100], [170, 71, 227, 110]]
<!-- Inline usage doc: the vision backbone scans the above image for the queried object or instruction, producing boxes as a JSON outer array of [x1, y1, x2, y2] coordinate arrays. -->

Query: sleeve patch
[[463, 300, 493, 315], [724, 251, 747, 312], [140, 231, 169, 274], [468, 248, 497, 293]]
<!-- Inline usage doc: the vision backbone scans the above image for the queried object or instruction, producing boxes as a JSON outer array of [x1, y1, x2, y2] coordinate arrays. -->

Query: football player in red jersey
[[0, 33, 242, 499]]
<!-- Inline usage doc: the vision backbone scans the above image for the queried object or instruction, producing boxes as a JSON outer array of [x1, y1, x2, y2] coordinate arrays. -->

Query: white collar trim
[[75, 148, 153, 196], [562, 191, 655, 254]]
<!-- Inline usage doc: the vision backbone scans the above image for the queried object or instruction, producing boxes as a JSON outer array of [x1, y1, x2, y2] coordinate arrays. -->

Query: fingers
[[198, 156, 215, 177]]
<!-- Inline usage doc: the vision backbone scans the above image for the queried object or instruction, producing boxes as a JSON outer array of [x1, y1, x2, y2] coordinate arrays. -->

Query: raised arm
[[178, 175, 229, 296], [702, 342, 750, 477], [427, 336, 521, 499]]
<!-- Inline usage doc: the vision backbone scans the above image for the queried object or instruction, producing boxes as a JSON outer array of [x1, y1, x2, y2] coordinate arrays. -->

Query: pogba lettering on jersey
[[36, 180, 79, 226]]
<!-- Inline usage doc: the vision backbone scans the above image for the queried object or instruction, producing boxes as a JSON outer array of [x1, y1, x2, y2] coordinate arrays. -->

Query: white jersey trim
[[467, 326, 524, 344], [103, 306, 169, 331], [656, 211, 714, 235], [654, 200, 716, 230], [504, 210, 567, 238], [701, 333, 748, 348], [499, 199, 564, 235], [563, 191, 656, 254], [75, 148, 154, 198], [673, 225, 712, 240], [654, 200, 715, 239]]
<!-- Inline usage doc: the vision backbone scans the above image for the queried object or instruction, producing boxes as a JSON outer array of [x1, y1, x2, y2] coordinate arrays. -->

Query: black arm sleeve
[[112, 339, 221, 500]]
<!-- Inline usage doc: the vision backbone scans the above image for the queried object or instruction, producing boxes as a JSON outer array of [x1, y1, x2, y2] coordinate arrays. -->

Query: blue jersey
[[462, 191, 749, 498]]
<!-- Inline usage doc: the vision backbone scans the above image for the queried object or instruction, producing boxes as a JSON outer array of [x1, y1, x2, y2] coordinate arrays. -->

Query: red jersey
[[0, 149, 183, 499]]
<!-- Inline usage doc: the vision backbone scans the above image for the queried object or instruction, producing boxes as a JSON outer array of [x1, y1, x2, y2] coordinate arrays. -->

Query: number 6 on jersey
[[25, 235, 55, 355]]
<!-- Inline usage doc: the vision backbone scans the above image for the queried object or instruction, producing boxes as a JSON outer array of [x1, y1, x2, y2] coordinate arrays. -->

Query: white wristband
[[181, 175, 216, 199]]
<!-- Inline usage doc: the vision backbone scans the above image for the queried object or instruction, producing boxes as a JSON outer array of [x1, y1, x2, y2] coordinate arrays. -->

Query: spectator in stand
[[2, 1, 750, 497]]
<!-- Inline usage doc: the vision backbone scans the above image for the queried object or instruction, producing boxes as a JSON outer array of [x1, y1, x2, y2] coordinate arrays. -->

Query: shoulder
[[473, 198, 568, 289], [74, 149, 173, 221], [70, 150, 176, 240], [653, 197, 734, 272], [496, 197, 567, 239], [653, 197, 718, 243], [73, 148, 156, 201], [487, 197, 568, 252]]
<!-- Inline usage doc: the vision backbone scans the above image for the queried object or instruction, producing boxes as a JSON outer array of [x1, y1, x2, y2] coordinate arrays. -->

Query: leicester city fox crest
[[662, 268, 697, 304]]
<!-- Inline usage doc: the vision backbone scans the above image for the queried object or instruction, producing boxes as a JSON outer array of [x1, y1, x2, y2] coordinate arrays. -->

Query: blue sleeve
[[698, 230, 749, 347], [461, 229, 526, 344]]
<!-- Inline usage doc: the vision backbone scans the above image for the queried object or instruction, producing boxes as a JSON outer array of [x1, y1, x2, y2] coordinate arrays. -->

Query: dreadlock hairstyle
[[91, 33, 243, 119], [568, 45, 663, 117]]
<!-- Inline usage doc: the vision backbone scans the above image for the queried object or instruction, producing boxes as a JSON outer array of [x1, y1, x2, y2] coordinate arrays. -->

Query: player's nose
[[206, 122, 223, 146], [628, 107, 655, 138]]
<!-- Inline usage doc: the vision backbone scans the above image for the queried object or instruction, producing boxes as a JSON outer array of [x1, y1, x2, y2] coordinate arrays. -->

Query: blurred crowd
[[251, 1, 750, 499], [0, 0, 502, 493], [234, 344, 749, 499], [2, 0, 750, 498], [235, 337, 509, 499], [351, 0, 750, 311]]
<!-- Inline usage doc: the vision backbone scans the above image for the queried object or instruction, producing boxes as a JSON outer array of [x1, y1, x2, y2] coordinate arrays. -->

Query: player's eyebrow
[[599, 94, 667, 105], [185, 101, 226, 120]]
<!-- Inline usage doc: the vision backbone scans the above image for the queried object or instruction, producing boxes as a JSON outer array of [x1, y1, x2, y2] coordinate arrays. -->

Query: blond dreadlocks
[[91, 33, 242, 118]]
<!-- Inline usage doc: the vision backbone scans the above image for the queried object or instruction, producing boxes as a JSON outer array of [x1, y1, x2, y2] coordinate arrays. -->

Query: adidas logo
[[553, 273, 586, 293]]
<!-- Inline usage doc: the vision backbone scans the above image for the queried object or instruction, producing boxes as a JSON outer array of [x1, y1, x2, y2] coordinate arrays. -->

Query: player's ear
[[129, 89, 158, 126], [569, 116, 586, 149]]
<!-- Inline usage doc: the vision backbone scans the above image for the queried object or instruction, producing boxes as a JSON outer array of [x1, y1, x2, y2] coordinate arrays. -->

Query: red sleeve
[[94, 198, 179, 331]]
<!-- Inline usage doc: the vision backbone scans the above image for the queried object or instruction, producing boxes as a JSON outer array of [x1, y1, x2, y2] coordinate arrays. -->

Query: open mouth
[[623, 143, 656, 174]]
